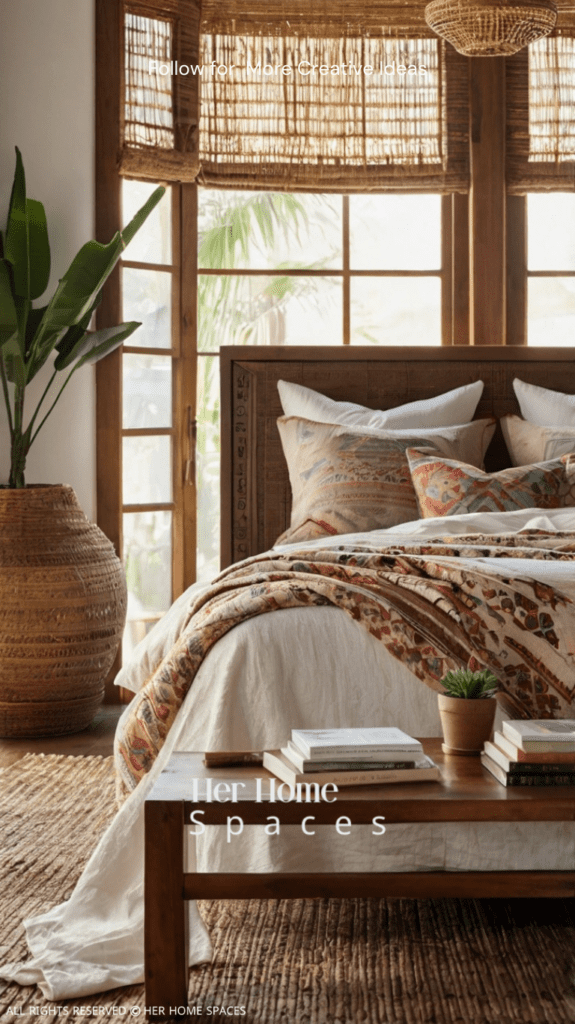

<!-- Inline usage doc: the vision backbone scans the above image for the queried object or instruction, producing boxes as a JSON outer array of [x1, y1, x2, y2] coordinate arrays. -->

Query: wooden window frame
[[197, 194, 458, 350], [96, 0, 520, 699]]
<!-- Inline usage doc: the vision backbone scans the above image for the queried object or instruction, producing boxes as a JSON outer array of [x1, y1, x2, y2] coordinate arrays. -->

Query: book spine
[[506, 773, 575, 787], [298, 745, 422, 759], [300, 761, 416, 773], [501, 724, 575, 753], [494, 732, 575, 764]]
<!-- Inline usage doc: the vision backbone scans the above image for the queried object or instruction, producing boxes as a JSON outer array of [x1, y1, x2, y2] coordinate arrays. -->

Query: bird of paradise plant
[[0, 148, 165, 487]]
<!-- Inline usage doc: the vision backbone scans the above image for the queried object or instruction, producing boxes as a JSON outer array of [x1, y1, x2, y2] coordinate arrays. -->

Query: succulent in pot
[[438, 668, 499, 756]]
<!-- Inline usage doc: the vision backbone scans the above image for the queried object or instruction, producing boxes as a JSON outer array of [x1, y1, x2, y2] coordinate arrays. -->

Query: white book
[[502, 720, 575, 752], [290, 727, 423, 760], [282, 744, 417, 773], [264, 750, 440, 788]]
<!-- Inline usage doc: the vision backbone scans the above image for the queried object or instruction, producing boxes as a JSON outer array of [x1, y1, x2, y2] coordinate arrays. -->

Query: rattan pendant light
[[424, 0, 557, 56]]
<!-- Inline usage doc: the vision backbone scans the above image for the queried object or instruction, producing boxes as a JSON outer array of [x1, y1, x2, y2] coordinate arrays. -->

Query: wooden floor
[[0, 705, 124, 768]]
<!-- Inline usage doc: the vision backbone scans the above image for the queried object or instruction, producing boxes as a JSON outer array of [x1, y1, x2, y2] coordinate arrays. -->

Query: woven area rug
[[1, 754, 575, 1024]]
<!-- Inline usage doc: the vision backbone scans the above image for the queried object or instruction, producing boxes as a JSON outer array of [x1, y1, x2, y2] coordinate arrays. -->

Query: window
[[117, 185, 448, 626], [196, 189, 446, 580], [527, 194, 575, 346], [120, 179, 177, 661]]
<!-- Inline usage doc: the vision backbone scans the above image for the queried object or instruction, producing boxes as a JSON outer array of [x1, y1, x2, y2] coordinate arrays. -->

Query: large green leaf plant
[[0, 148, 165, 487]]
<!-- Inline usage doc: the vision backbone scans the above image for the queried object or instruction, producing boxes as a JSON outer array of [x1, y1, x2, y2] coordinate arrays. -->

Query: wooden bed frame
[[220, 345, 575, 569]]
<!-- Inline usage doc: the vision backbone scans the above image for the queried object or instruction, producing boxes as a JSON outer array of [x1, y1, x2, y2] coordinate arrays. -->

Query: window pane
[[123, 353, 172, 430], [528, 277, 575, 345], [350, 278, 441, 345], [198, 275, 342, 351], [197, 355, 220, 583], [123, 267, 172, 348], [122, 510, 172, 663], [528, 195, 575, 271], [349, 195, 441, 270], [198, 190, 342, 270], [123, 435, 172, 504], [122, 179, 172, 264]]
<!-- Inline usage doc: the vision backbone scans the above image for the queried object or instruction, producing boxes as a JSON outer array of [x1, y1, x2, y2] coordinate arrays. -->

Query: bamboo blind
[[119, 0, 469, 191], [197, 34, 469, 192], [507, 27, 575, 193], [121, 0, 201, 181]]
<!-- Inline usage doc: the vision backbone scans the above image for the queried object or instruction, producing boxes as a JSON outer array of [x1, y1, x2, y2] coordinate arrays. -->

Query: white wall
[[0, 0, 96, 518]]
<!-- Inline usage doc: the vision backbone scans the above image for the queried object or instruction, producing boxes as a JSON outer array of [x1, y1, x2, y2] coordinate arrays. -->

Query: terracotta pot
[[438, 693, 497, 756], [0, 485, 127, 738]]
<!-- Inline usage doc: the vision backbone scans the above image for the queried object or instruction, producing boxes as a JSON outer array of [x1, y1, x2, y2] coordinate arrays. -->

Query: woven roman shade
[[119, 0, 469, 191], [507, 22, 575, 193], [120, 0, 201, 181], [198, 1, 470, 193]]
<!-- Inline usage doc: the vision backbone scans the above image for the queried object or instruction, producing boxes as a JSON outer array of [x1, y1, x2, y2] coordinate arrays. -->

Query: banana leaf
[[29, 185, 164, 366], [0, 259, 18, 348], [54, 321, 140, 371], [3, 148, 51, 303]]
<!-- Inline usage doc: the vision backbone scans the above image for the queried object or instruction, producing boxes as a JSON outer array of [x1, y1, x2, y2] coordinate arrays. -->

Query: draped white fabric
[[1, 506, 575, 1001]]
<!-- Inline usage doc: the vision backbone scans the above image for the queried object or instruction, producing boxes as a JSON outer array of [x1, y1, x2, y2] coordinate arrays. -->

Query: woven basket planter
[[0, 485, 127, 738], [424, 0, 557, 56]]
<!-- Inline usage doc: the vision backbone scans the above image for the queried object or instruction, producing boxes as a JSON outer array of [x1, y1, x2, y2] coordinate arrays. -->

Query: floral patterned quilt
[[115, 530, 575, 802]]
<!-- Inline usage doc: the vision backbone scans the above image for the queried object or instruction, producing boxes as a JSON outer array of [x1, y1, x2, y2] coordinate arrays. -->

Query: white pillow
[[501, 414, 575, 467], [278, 379, 484, 430], [513, 378, 575, 427]]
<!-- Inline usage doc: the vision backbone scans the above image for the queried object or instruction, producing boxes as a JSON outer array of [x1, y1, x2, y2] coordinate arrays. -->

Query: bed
[[2, 345, 575, 1001]]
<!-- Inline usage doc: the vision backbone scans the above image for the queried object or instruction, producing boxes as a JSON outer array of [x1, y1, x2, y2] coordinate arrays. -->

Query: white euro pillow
[[513, 378, 575, 427], [278, 378, 484, 429]]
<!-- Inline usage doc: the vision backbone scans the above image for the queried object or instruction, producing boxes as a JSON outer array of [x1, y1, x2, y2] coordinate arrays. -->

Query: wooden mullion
[[199, 268, 442, 278], [342, 196, 350, 345], [171, 184, 185, 597], [528, 270, 575, 278], [122, 427, 174, 437], [123, 502, 175, 513], [123, 345, 176, 356], [506, 194, 527, 346], [452, 193, 470, 345], [96, 0, 123, 703], [441, 195, 452, 345], [469, 58, 506, 346], [122, 259, 175, 273], [175, 182, 198, 592]]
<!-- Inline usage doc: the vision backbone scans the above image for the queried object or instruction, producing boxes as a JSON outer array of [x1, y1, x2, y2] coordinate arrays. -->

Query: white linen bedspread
[[1, 507, 574, 1000]]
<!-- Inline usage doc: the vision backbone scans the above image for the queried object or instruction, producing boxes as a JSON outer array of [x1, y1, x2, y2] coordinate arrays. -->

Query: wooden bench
[[144, 738, 575, 1018]]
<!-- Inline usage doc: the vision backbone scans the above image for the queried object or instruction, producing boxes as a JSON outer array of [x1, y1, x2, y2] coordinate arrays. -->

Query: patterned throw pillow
[[407, 447, 575, 519], [275, 417, 496, 544]]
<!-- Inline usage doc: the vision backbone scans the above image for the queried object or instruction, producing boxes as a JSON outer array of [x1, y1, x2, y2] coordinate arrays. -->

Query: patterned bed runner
[[115, 530, 575, 800]]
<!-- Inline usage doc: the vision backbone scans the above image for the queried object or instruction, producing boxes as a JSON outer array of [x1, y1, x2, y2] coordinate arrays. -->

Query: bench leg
[[145, 801, 188, 1018]]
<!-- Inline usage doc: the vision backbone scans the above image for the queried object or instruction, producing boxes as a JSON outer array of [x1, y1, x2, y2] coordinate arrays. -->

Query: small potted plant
[[438, 668, 499, 756]]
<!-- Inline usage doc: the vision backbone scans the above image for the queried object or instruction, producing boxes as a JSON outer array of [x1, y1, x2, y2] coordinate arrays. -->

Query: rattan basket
[[424, 0, 557, 56], [0, 485, 127, 738]]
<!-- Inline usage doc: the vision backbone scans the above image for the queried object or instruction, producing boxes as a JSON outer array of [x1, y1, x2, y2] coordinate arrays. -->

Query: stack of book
[[481, 720, 575, 787], [263, 727, 440, 787]]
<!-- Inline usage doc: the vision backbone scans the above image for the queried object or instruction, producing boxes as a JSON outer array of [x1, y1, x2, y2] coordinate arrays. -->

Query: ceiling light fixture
[[424, 0, 557, 56]]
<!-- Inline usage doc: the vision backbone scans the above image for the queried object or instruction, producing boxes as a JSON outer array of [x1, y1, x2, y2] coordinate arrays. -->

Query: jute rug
[[1, 754, 575, 1024]]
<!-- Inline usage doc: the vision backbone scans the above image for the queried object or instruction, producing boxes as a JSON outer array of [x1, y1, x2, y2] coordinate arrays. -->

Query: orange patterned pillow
[[407, 448, 575, 518]]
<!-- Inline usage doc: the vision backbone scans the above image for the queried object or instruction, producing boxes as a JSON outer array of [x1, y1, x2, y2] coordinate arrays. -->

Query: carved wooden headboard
[[220, 345, 575, 569]]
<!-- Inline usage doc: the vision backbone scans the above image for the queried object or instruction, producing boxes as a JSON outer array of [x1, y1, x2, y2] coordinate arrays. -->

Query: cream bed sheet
[[1, 507, 574, 1000]]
